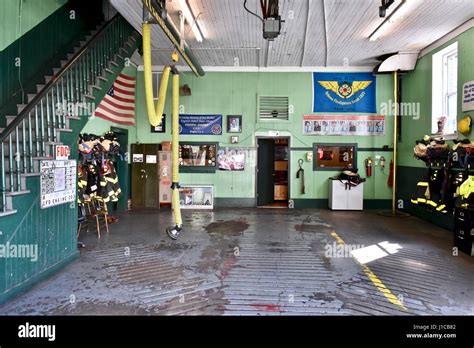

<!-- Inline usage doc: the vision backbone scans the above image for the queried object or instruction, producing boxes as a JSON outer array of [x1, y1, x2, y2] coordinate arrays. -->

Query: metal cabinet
[[328, 178, 364, 210], [158, 151, 172, 204]]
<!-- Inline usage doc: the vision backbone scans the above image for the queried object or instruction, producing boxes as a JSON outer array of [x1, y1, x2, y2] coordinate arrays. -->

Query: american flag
[[93, 73, 136, 125]]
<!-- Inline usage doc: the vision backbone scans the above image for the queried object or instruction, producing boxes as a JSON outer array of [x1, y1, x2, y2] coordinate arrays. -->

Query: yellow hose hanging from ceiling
[[170, 73, 183, 231], [142, 21, 183, 239], [142, 22, 170, 127]]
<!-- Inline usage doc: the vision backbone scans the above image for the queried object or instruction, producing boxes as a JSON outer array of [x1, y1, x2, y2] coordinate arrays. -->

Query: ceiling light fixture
[[178, 0, 203, 42], [369, 0, 416, 42]]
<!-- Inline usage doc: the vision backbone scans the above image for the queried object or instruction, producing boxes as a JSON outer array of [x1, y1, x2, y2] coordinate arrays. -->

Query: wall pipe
[[168, 72, 183, 239], [392, 70, 398, 215]]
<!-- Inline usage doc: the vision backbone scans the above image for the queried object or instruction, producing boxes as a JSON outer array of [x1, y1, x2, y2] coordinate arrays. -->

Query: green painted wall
[[0, 15, 138, 304], [0, 0, 68, 51], [0, 0, 103, 115], [120, 71, 395, 204], [399, 27, 474, 167], [398, 27, 474, 229]]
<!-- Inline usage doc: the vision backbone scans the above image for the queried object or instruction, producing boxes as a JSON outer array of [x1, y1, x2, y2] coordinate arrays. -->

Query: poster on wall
[[40, 160, 77, 209], [462, 81, 474, 112], [217, 148, 245, 170], [313, 72, 376, 113], [178, 114, 222, 135], [303, 115, 385, 136]]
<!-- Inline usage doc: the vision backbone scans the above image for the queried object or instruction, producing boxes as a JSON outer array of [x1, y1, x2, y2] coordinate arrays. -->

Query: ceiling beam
[[300, 0, 311, 67], [322, 0, 328, 66]]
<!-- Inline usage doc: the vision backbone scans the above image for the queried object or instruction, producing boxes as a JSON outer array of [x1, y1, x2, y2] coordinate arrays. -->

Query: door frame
[[255, 135, 291, 207]]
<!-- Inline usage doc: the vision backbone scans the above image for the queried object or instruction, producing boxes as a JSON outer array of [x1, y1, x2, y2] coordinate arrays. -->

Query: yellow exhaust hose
[[142, 23, 170, 127], [171, 73, 182, 228]]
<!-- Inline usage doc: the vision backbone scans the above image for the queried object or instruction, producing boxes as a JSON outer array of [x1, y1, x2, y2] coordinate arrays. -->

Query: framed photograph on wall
[[150, 114, 166, 133], [227, 115, 242, 133]]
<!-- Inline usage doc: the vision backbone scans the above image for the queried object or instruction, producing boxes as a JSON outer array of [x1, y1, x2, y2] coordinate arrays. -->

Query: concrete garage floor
[[0, 208, 472, 315]]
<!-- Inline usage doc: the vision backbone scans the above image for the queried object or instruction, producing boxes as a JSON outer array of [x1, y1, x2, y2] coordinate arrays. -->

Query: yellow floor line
[[330, 231, 407, 311]]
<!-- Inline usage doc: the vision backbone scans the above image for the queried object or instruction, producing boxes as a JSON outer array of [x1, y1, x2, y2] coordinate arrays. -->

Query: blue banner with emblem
[[313, 72, 376, 113], [179, 114, 223, 135]]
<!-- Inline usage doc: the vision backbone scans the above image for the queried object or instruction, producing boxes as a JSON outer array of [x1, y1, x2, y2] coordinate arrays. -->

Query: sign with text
[[179, 114, 222, 135], [462, 80, 474, 112], [40, 160, 77, 209], [313, 72, 376, 113], [55, 145, 70, 160]]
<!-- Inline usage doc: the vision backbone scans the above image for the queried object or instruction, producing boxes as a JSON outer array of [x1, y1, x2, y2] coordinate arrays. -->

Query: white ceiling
[[110, 0, 474, 68]]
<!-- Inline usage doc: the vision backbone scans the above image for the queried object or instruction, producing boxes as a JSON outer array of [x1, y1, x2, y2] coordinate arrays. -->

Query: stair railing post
[[27, 111, 33, 172], [21, 119, 27, 174], [39, 99, 46, 156], [15, 126, 20, 191], [1, 142, 6, 211]]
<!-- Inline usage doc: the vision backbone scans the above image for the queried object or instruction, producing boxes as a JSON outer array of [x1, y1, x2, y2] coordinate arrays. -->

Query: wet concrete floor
[[0, 208, 472, 315]]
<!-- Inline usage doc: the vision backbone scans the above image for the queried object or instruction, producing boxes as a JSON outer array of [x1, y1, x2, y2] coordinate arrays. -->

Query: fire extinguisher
[[365, 157, 373, 177]]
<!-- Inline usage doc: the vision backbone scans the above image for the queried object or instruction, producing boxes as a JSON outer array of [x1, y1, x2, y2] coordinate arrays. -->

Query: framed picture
[[313, 143, 357, 171], [178, 141, 218, 173], [150, 114, 166, 133], [230, 136, 239, 144], [227, 115, 242, 133]]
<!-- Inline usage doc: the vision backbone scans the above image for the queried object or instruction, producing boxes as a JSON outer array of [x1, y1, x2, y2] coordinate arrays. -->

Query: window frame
[[432, 41, 458, 137]]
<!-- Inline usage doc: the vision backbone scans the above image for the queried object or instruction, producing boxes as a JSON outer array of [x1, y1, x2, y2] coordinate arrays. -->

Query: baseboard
[[292, 199, 391, 209], [214, 198, 256, 208], [213, 198, 391, 209]]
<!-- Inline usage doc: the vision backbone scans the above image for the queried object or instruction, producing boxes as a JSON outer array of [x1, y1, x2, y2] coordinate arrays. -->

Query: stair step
[[17, 104, 27, 114], [27, 94, 36, 103], [105, 68, 114, 75], [45, 76, 53, 83], [6, 190, 30, 197], [67, 53, 74, 60], [0, 209, 17, 218], [36, 84, 45, 93], [5, 174, 27, 191], [110, 60, 119, 67]]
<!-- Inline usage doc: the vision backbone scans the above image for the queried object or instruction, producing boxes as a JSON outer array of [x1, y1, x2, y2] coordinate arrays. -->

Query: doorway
[[257, 137, 289, 208], [131, 143, 160, 209]]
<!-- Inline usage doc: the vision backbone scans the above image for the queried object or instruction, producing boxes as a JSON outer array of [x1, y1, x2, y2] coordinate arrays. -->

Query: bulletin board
[[40, 160, 77, 209]]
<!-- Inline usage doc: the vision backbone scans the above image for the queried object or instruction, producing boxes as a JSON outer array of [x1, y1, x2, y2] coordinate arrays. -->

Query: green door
[[257, 138, 275, 206], [131, 144, 160, 209]]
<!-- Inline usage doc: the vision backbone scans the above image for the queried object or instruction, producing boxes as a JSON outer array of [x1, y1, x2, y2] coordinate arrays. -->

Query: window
[[432, 42, 458, 136]]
